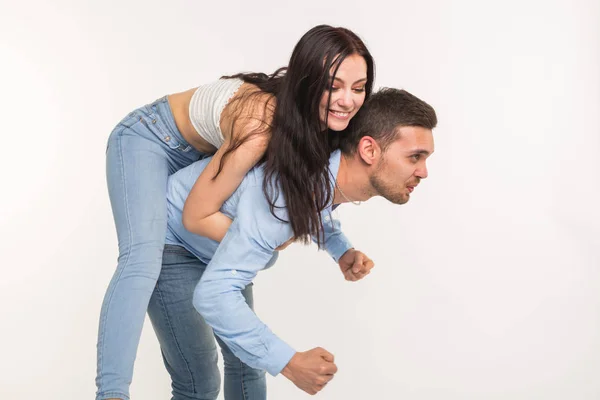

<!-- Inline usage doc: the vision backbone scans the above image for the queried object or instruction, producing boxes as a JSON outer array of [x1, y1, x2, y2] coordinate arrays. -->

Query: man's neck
[[334, 153, 372, 205]]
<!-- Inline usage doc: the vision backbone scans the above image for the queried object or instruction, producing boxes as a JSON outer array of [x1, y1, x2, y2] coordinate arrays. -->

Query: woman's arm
[[182, 92, 274, 241]]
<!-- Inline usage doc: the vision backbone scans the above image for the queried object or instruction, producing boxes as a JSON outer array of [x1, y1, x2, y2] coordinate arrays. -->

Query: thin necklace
[[335, 181, 362, 205]]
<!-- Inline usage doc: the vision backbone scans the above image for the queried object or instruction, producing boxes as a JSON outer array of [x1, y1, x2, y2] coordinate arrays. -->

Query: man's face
[[369, 126, 434, 204]]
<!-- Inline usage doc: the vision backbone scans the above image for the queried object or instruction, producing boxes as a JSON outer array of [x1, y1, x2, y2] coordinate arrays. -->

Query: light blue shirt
[[165, 149, 352, 376]]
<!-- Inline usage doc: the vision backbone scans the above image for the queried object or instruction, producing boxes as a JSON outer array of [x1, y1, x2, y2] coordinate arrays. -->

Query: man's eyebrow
[[332, 77, 368, 84], [409, 149, 431, 156]]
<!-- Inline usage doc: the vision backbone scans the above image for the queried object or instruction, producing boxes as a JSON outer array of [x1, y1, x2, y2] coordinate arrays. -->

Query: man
[[147, 88, 437, 399]]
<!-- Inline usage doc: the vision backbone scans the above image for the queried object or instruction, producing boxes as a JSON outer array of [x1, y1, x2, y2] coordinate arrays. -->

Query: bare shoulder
[[220, 82, 276, 143]]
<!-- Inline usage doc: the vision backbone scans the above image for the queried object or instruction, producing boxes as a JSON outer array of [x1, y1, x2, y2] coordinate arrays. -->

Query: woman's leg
[[96, 99, 200, 400]]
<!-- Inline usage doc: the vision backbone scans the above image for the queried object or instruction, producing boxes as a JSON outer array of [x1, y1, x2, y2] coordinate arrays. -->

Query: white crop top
[[188, 78, 245, 148]]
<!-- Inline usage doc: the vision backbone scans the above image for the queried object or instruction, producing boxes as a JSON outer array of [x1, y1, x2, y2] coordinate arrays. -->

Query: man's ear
[[357, 136, 381, 166]]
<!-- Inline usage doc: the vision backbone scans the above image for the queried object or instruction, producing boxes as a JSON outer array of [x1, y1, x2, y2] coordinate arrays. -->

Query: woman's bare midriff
[[167, 83, 265, 155], [167, 88, 218, 154]]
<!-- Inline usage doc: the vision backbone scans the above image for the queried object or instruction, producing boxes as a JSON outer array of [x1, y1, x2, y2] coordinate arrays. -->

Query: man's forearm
[[193, 276, 296, 375], [315, 211, 353, 262]]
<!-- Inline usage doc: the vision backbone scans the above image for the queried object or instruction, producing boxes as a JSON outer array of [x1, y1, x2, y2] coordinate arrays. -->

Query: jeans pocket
[[117, 110, 142, 129], [106, 124, 126, 154], [138, 114, 184, 151]]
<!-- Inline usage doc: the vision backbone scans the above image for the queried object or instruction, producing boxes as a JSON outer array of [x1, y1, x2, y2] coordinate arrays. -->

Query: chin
[[328, 121, 350, 132], [387, 193, 409, 205]]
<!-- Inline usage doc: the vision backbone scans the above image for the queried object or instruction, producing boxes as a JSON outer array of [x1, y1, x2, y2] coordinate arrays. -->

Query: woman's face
[[319, 53, 368, 131]]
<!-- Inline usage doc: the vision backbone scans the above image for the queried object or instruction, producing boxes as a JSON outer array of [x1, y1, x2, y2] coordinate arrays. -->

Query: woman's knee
[[115, 241, 165, 280]]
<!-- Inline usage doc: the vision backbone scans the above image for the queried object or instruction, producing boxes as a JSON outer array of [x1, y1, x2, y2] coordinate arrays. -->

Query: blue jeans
[[97, 97, 203, 400], [147, 245, 267, 400]]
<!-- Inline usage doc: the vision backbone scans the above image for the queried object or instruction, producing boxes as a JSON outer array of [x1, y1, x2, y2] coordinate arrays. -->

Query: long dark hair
[[221, 25, 375, 244]]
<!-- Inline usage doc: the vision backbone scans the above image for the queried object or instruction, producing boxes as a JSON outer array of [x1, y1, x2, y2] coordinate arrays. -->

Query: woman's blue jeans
[[97, 96, 202, 399]]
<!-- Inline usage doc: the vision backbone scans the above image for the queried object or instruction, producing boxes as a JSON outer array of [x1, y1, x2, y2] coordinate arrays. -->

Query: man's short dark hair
[[339, 88, 438, 154]]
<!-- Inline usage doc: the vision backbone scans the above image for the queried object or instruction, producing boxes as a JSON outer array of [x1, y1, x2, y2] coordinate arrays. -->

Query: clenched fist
[[281, 347, 338, 395]]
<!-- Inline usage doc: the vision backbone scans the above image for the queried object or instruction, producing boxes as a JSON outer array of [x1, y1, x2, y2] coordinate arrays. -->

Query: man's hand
[[338, 248, 374, 281], [281, 347, 338, 395]]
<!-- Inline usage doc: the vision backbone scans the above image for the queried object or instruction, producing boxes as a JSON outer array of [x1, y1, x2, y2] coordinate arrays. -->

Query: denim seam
[[138, 112, 178, 152], [97, 392, 129, 400], [240, 357, 248, 400], [154, 100, 197, 154], [161, 97, 194, 152], [149, 102, 186, 152], [154, 282, 197, 393], [150, 115, 171, 145], [97, 128, 134, 394]]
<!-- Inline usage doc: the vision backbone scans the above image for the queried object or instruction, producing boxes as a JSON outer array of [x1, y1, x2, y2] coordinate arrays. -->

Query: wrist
[[281, 353, 298, 379], [339, 247, 355, 260]]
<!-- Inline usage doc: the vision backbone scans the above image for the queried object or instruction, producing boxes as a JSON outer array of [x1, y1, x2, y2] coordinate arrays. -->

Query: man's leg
[[147, 245, 221, 400], [216, 283, 267, 400]]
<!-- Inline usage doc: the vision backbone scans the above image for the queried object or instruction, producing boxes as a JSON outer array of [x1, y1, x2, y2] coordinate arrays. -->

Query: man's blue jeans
[[147, 245, 267, 400]]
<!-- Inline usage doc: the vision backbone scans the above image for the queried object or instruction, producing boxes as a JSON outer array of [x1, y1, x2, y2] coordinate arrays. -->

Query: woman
[[97, 24, 374, 400]]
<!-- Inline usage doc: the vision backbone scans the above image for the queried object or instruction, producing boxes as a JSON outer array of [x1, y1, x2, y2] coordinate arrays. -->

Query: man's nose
[[416, 163, 428, 179]]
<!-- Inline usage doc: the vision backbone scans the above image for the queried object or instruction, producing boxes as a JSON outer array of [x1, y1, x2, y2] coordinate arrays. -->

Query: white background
[[1, 0, 599, 399]]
